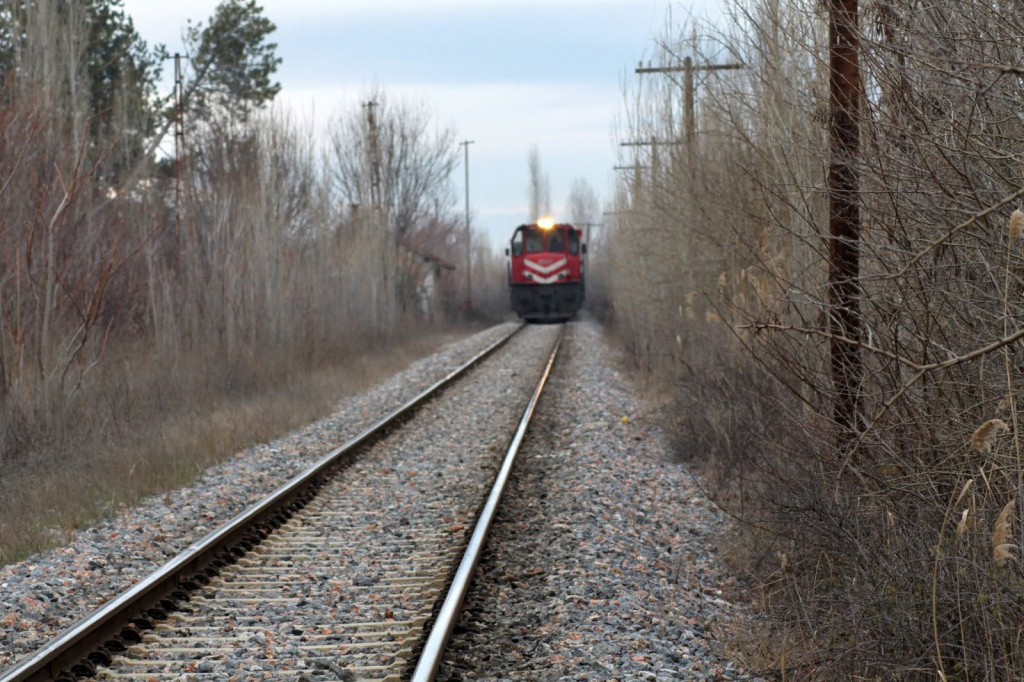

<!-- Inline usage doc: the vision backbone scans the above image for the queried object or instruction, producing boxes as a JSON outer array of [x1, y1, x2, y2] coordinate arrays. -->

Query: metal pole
[[460, 140, 475, 311]]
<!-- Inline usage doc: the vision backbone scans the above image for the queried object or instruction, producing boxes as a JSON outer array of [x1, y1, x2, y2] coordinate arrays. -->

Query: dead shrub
[[609, 1, 1024, 677]]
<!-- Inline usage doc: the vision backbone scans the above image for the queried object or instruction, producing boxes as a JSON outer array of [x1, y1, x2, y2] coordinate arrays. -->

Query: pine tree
[[185, 0, 281, 125]]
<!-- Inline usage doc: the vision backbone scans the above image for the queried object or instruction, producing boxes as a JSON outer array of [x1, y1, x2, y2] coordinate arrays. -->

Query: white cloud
[[272, 80, 617, 248], [280, 81, 617, 157], [121, 0, 647, 250], [265, 0, 647, 11], [125, 0, 657, 33], [125, 0, 671, 59], [128, 0, 653, 22]]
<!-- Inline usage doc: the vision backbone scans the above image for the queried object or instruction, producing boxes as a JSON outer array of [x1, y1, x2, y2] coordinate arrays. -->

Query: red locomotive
[[506, 218, 585, 322]]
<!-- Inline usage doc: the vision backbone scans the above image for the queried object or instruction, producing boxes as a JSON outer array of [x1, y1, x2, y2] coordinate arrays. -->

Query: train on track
[[506, 218, 586, 322]]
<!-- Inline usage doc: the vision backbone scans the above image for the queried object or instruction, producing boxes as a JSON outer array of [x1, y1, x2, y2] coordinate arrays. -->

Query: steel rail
[[411, 324, 564, 682], [0, 324, 523, 682]]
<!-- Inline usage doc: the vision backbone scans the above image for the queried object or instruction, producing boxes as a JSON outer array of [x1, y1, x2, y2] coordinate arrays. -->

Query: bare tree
[[567, 177, 599, 228], [327, 88, 458, 242], [0, 3, 478, 565], [527, 144, 550, 221], [607, 1, 1024, 676]]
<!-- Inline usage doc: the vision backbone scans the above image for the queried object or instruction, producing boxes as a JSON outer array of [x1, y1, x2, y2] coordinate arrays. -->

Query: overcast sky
[[123, 0, 720, 250]]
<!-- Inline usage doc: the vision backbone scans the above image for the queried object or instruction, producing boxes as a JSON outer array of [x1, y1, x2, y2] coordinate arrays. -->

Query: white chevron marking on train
[[524, 258, 568, 275], [528, 269, 569, 284]]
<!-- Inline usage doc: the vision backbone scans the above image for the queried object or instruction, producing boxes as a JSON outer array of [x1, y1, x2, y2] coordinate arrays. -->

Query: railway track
[[1, 323, 564, 682]]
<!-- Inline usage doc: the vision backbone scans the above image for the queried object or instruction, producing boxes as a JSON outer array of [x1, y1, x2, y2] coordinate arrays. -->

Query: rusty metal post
[[828, 0, 862, 437]]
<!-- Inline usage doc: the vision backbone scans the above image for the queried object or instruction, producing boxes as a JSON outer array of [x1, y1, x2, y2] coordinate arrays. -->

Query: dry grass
[[971, 419, 1010, 454], [608, 2, 1024, 676], [992, 500, 1016, 569], [0, 40, 505, 569], [0, 325, 476, 565]]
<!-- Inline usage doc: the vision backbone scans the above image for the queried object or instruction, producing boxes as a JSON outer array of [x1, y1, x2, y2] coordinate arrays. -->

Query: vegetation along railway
[[0, 324, 565, 681]]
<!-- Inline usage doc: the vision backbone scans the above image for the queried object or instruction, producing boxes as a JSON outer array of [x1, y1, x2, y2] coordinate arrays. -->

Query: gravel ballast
[[96, 323, 563, 680], [437, 319, 756, 681], [0, 322, 517, 671], [0, 319, 756, 680]]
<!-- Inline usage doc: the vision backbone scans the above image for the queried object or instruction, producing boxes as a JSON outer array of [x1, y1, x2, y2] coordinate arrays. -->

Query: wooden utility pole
[[363, 101, 381, 216], [363, 100, 388, 326], [460, 140, 474, 311], [578, 220, 602, 248], [618, 140, 680, 206], [614, 155, 648, 206], [173, 53, 184, 240], [613, 164, 648, 201], [684, 57, 694, 146], [635, 59, 743, 151], [827, 0, 862, 436]]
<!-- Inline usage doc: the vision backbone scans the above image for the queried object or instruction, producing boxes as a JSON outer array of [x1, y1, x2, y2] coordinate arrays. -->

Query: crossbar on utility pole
[[619, 139, 685, 147], [460, 140, 475, 311], [634, 62, 744, 74]]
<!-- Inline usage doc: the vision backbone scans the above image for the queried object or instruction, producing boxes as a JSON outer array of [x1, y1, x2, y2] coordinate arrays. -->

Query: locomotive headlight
[[537, 217, 555, 230]]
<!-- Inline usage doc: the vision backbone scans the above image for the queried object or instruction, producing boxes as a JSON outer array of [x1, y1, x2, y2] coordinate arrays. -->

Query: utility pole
[[616, 141, 670, 204], [610, 164, 643, 192], [460, 140, 475, 311], [363, 100, 387, 327], [173, 53, 184, 241], [684, 57, 693, 147], [621, 139, 683, 181], [827, 0, 862, 438], [619, 139, 681, 186], [635, 59, 743, 151], [578, 220, 602, 247], [613, 164, 648, 197], [363, 101, 381, 217]]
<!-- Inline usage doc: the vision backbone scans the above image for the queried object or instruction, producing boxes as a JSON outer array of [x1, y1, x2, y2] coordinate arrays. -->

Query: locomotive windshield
[[523, 227, 544, 253], [511, 230, 523, 256], [511, 225, 578, 255], [547, 229, 565, 252]]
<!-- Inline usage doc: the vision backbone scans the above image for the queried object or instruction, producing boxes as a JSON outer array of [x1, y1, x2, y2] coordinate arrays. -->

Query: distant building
[[399, 246, 455, 320]]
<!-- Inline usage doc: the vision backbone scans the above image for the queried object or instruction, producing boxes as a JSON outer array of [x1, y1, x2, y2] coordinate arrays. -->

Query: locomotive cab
[[507, 220, 585, 322]]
